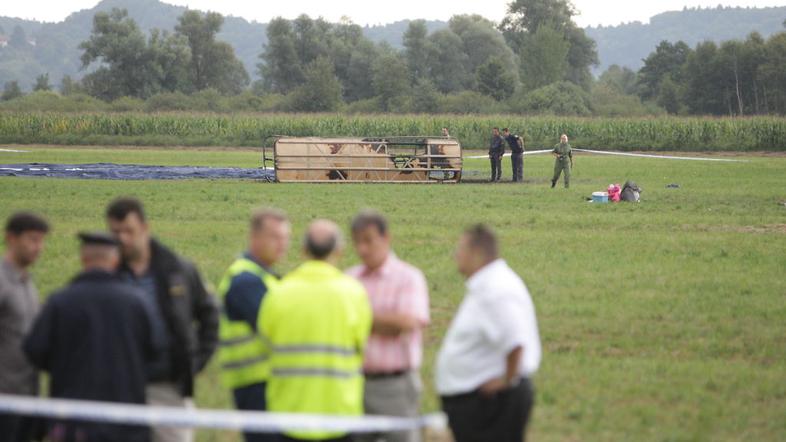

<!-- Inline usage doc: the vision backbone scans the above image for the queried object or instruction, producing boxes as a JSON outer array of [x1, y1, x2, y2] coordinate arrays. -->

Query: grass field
[[1, 145, 785, 441]]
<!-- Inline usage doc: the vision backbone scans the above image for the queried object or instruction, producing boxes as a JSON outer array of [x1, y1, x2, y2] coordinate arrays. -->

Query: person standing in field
[[259, 220, 371, 442], [217, 208, 290, 442], [347, 211, 430, 442], [489, 127, 505, 183], [106, 197, 219, 442], [551, 134, 573, 189], [436, 225, 541, 442], [24, 232, 159, 442], [502, 128, 525, 183], [0, 212, 49, 442], [441, 127, 450, 138]]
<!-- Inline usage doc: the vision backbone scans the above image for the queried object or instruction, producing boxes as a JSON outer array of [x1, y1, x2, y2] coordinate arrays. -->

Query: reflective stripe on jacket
[[259, 260, 372, 440], [217, 257, 277, 389]]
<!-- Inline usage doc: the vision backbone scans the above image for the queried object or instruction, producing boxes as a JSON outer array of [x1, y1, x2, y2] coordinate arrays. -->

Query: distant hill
[[587, 6, 786, 73], [1, 1, 785, 89]]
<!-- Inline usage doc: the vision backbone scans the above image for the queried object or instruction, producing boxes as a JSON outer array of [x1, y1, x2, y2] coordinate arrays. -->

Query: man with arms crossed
[[436, 225, 541, 442], [347, 210, 430, 442]]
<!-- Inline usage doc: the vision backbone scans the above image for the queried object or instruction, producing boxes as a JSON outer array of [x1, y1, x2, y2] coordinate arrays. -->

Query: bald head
[[80, 244, 120, 272], [304, 219, 343, 262]]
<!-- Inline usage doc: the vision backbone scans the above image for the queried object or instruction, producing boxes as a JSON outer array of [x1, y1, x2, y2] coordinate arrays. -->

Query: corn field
[[1, 112, 785, 151]]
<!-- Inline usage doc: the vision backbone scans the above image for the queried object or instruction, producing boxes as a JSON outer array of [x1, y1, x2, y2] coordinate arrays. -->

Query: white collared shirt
[[435, 259, 541, 395]]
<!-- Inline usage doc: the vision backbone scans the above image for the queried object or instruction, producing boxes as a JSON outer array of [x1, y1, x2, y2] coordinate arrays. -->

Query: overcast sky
[[2, 0, 784, 27]]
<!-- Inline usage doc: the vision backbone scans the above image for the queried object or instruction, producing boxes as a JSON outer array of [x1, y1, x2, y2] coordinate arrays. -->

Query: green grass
[[1, 146, 785, 441]]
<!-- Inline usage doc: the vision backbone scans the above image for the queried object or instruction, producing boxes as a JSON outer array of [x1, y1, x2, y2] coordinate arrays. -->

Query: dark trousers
[[441, 378, 535, 442], [234, 382, 279, 442], [511, 153, 524, 182], [489, 153, 502, 181], [0, 413, 31, 442]]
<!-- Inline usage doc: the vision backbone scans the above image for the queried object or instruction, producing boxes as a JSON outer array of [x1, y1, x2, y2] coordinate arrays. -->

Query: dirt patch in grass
[[683, 224, 786, 234]]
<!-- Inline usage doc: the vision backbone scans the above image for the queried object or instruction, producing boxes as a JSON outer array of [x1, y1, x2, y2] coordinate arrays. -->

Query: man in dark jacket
[[502, 128, 525, 183], [106, 197, 219, 442], [23, 232, 157, 442], [489, 127, 505, 183]]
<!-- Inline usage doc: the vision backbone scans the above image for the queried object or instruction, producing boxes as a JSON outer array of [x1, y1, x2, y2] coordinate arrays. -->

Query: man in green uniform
[[551, 134, 573, 189]]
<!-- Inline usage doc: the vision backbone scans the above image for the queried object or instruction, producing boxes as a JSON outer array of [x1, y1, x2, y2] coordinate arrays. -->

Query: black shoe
[[551, 180, 556, 188]]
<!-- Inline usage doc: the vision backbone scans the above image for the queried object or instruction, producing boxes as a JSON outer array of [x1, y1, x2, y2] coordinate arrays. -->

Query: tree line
[[1, 0, 785, 116]]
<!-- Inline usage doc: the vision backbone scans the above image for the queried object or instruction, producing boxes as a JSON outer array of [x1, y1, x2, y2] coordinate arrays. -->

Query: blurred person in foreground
[[259, 220, 371, 442], [347, 211, 430, 442], [217, 208, 290, 442], [24, 232, 158, 442], [106, 197, 219, 442], [436, 225, 541, 442], [0, 212, 49, 441]]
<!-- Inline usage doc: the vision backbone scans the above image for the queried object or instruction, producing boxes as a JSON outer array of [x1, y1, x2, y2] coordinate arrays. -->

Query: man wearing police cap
[[24, 232, 160, 442]]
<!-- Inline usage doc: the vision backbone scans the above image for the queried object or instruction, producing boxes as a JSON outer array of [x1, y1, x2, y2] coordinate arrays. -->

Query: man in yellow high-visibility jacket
[[259, 219, 372, 442], [218, 208, 290, 442]]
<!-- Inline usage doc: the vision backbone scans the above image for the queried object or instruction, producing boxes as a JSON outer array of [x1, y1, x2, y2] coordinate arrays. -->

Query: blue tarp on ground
[[0, 163, 276, 181]]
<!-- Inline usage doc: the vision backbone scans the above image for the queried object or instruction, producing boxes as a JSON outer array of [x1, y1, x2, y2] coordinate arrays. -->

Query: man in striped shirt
[[347, 211, 430, 442]]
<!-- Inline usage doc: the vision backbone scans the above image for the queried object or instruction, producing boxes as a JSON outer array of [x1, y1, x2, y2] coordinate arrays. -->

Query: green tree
[[410, 78, 441, 113], [599, 64, 638, 95], [448, 15, 520, 90], [33, 73, 51, 92], [403, 20, 432, 83], [517, 81, 592, 115], [2, 81, 23, 101], [682, 41, 725, 114], [79, 9, 156, 99], [656, 74, 681, 114], [259, 18, 304, 93], [476, 58, 516, 101], [372, 52, 410, 111], [292, 15, 331, 67], [427, 29, 471, 93], [148, 30, 194, 94], [344, 40, 380, 102], [59, 75, 83, 96], [175, 11, 249, 94], [758, 32, 786, 114], [289, 56, 343, 112], [518, 23, 569, 91], [501, 0, 597, 90], [637, 41, 691, 100]]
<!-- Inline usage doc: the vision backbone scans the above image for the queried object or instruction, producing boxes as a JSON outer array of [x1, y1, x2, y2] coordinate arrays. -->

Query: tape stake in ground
[[0, 394, 447, 434]]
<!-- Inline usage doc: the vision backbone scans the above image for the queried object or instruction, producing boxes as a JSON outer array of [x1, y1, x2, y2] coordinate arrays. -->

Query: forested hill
[[0, 0, 446, 88], [587, 6, 786, 73], [1, 0, 785, 88]]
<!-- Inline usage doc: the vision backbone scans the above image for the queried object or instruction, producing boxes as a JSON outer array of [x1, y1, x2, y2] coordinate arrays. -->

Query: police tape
[[466, 149, 746, 162], [571, 148, 747, 162], [0, 394, 447, 434]]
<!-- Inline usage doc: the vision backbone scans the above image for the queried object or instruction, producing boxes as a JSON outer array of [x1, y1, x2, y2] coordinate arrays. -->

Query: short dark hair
[[305, 233, 337, 259], [493, 127, 499, 131], [5, 212, 49, 236], [106, 197, 146, 223], [251, 208, 288, 232], [351, 210, 388, 236], [502, 128, 510, 132], [464, 224, 498, 259]]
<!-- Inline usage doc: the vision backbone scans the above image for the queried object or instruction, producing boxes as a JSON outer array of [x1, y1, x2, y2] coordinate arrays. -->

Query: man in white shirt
[[436, 224, 541, 442]]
